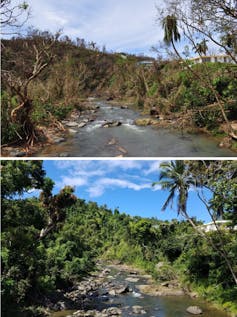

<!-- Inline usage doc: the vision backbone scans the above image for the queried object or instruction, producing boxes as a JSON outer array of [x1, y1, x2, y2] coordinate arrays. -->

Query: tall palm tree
[[155, 160, 194, 218], [162, 14, 181, 57], [194, 39, 208, 56], [155, 160, 237, 285]]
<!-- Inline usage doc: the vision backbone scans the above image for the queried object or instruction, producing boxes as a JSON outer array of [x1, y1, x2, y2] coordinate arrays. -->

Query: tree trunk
[[10, 99, 38, 146]]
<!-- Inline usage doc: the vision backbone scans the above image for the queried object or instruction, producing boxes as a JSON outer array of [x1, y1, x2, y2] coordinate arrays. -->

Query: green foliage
[[2, 160, 237, 315], [1, 92, 23, 144]]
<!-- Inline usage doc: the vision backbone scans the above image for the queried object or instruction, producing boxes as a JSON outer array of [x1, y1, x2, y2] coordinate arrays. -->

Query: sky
[[25, 159, 214, 223], [11, 0, 164, 56]]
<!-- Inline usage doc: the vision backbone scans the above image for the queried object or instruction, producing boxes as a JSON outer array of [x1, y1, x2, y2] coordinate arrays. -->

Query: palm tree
[[155, 160, 237, 285], [155, 161, 194, 218], [194, 39, 208, 56], [162, 14, 181, 57]]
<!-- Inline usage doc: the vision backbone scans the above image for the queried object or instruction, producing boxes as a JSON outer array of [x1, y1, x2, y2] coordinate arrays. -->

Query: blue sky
[[25, 159, 214, 223], [10, 0, 163, 56]]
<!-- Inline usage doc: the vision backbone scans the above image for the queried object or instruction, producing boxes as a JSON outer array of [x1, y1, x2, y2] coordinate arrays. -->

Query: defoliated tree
[[162, 14, 181, 57], [1, 0, 30, 34]]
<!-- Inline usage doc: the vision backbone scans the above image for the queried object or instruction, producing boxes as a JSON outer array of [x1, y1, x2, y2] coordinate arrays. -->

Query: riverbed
[[36, 101, 236, 157], [50, 264, 230, 317]]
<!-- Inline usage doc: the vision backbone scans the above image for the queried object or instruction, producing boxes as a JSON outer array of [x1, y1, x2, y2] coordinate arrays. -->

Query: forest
[[1, 0, 237, 154], [1, 160, 237, 316]]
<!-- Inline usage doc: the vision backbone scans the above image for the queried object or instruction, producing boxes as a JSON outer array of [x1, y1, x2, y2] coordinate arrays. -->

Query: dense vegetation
[[1, 160, 237, 316]]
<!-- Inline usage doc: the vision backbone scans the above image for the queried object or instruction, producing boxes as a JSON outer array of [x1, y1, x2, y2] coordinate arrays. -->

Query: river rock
[[135, 118, 157, 126], [132, 305, 146, 314], [10, 150, 26, 157], [125, 277, 139, 283], [219, 136, 232, 148], [66, 121, 79, 127], [107, 138, 117, 145], [115, 284, 130, 294], [68, 128, 77, 134], [103, 307, 122, 315], [77, 122, 87, 128], [59, 153, 70, 157], [54, 137, 65, 144], [121, 105, 128, 109], [150, 106, 159, 116], [116, 146, 127, 154], [102, 120, 122, 128], [186, 306, 203, 315]]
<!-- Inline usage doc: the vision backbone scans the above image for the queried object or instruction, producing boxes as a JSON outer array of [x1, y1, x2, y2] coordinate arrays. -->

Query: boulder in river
[[115, 284, 130, 294], [102, 120, 122, 128], [77, 122, 87, 128], [132, 305, 147, 314], [186, 306, 203, 315], [65, 121, 79, 127]]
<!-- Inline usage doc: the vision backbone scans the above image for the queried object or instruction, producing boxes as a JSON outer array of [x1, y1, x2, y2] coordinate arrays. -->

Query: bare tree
[[156, 0, 237, 139], [1, 0, 30, 34], [2, 35, 59, 146]]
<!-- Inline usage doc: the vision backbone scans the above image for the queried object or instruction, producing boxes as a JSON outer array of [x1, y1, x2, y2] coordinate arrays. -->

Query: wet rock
[[54, 137, 65, 144], [89, 116, 97, 122], [115, 284, 130, 294], [103, 307, 122, 315], [186, 306, 203, 315], [116, 146, 127, 154], [121, 105, 128, 109], [108, 289, 116, 296], [10, 150, 26, 157], [77, 122, 87, 128], [102, 121, 122, 128], [132, 305, 146, 314], [66, 121, 79, 127], [150, 106, 159, 116], [219, 136, 232, 148], [59, 153, 70, 157], [107, 138, 117, 145], [125, 277, 139, 283], [68, 128, 77, 134]]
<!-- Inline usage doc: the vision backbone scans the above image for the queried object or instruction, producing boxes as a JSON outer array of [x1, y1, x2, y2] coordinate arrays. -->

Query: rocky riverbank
[[43, 261, 210, 317]]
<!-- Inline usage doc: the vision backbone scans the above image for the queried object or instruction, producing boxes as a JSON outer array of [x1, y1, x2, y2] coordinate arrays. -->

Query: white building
[[200, 220, 237, 233], [189, 54, 234, 64]]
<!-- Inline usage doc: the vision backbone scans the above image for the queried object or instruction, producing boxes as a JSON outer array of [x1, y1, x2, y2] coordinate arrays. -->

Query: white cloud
[[54, 160, 163, 197], [57, 176, 87, 189], [88, 177, 152, 197], [144, 161, 162, 175], [24, 0, 162, 55]]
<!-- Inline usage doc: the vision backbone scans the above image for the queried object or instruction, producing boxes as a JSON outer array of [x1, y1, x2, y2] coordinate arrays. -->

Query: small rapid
[[37, 101, 236, 157], [51, 264, 230, 317]]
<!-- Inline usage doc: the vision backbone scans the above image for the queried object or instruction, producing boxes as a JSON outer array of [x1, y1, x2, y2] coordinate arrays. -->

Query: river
[[51, 264, 229, 317], [36, 101, 236, 157]]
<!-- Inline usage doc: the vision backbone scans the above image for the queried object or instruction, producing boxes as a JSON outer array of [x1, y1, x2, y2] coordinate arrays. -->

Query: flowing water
[[37, 101, 236, 157], [51, 265, 229, 317]]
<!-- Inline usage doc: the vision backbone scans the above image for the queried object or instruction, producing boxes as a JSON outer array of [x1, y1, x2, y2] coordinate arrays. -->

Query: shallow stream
[[37, 101, 236, 157], [51, 265, 229, 317]]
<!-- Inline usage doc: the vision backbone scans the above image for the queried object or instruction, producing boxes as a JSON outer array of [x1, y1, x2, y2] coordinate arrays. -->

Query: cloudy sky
[[32, 159, 214, 223], [20, 0, 163, 56]]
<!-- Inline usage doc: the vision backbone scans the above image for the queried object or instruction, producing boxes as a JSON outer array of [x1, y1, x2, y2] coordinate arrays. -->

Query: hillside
[[1, 33, 237, 152]]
